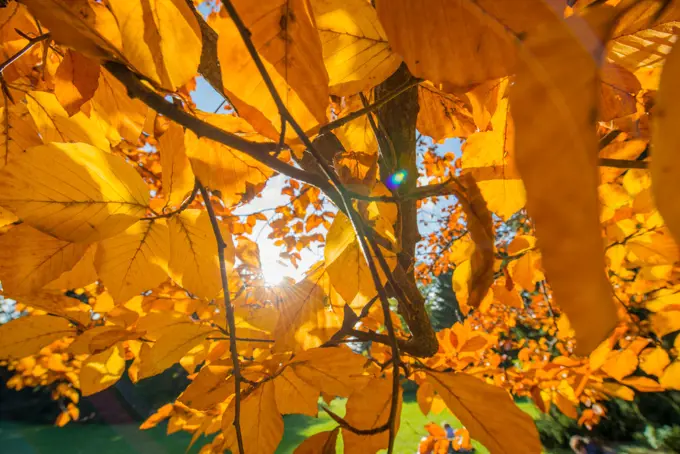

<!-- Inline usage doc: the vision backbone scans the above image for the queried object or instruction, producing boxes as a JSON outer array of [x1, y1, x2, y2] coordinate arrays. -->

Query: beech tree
[[0, 0, 680, 452]]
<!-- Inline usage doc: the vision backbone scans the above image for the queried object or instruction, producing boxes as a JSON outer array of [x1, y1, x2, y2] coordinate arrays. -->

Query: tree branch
[[142, 179, 199, 220], [0, 32, 50, 74], [598, 158, 648, 169], [197, 181, 244, 454], [322, 406, 389, 435], [103, 62, 330, 191]]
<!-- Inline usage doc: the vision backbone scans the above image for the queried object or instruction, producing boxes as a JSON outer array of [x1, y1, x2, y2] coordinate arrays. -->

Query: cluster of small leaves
[[1, 0, 680, 453]]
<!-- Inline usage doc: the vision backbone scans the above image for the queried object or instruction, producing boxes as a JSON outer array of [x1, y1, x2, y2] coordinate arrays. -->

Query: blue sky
[[190, 78, 462, 283]]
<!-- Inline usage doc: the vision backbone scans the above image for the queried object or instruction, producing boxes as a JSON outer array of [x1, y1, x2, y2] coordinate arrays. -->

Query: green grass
[[0, 396, 539, 453]]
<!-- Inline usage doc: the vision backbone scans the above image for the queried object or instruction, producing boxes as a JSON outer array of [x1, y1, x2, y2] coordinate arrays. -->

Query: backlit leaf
[[651, 41, 680, 245], [148, 322, 215, 377], [0, 224, 88, 294], [510, 4, 619, 354], [427, 371, 541, 454], [168, 209, 234, 300], [294, 428, 339, 454], [95, 220, 170, 303], [80, 342, 125, 396], [0, 315, 75, 359], [274, 367, 320, 416], [107, 0, 202, 91], [0, 100, 41, 170], [158, 123, 194, 208], [0, 142, 149, 243], [342, 376, 402, 454], [311, 0, 401, 96], [54, 50, 100, 116]]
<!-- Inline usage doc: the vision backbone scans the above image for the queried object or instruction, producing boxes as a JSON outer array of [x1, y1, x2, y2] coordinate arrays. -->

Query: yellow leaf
[[417, 381, 434, 415], [80, 342, 125, 396], [620, 376, 664, 393], [22, 0, 123, 59], [273, 367, 320, 417], [510, 5, 620, 355], [599, 62, 641, 121], [651, 41, 680, 245], [427, 371, 541, 454], [0, 315, 75, 359], [324, 212, 397, 306], [289, 346, 367, 397], [273, 274, 343, 353], [213, 0, 328, 141], [294, 428, 339, 454], [158, 123, 194, 208], [25, 91, 110, 151], [16, 292, 92, 328], [343, 376, 402, 454], [639, 347, 670, 377], [95, 220, 170, 303], [600, 382, 635, 402], [334, 95, 378, 155], [45, 245, 98, 290], [376, 0, 555, 88], [223, 381, 283, 454], [417, 84, 477, 143], [462, 97, 526, 220], [178, 363, 233, 411], [90, 69, 148, 143], [0, 225, 88, 294], [69, 326, 123, 355], [184, 113, 273, 206], [0, 142, 149, 243], [107, 0, 201, 91], [54, 50, 100, 116], [0, 101, 41, 170], [148, 322, 214, 377], [168, 209, 234, 300], [660, 361, 680, 390], [236, 237, 261, 270], [650, 310, 680, 338], [0, 4, 41, 83], [602, 349, 638, 380], [310, 0, 401, 96]]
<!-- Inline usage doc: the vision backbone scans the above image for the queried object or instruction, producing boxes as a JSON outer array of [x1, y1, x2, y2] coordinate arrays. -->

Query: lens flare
[[386, 169, 407, 190]]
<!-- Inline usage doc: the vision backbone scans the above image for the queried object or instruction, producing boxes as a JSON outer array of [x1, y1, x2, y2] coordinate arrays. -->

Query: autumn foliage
[[1, 0, 680, 452]]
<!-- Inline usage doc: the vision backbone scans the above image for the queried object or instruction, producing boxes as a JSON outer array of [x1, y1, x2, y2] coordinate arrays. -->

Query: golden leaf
[[376, 0, 555, 89], [342, 376, 402, 454], [184, 113, 273, 206], [54, 50, 100, 116], [22, 0, 123, 59], [213, 0, 329, 141], [660, 361, 680, 390], [651, 41, 680, 245], [178, 363, 233, 411], [417, 84, 476, 143], [45, 245, 98, 290], [0, 142, 149, 243], [311, 0, 401, 96], [639, 347, 670, 377], [289, 346, 367, 397], [26, 91, 111, 151], [168, 209, 234, 300], [334, 95, 378, 155], [427, 371, 541, 454], [294, 428, 339, 454], [324, 212, 397, 306], [147, 322, 215, 377], [107, 0, 201, 91], [95, 220, 170, 303], [602, 349, 638, 380], [0, 224, 88, 294], [80, 342, 125, 396], [273, 367, 320, 416], [0, 101, 41, 170], [223, 381, 283, 454], [461, 97, 526, 220], [510, 4, 620, 355], [158, 123, 194, 208], [0, 315, 75, 359], [15, 292, 92, 327]]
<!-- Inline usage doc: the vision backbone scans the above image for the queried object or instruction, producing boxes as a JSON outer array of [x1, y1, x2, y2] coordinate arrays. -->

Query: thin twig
[[218, 2, 402, 449], [142, 180, 199, 220], [598, 158, 648, 169], [197, 181, 244, 454], [322, 406, 389, 435], [0, 33, 50, 74]]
